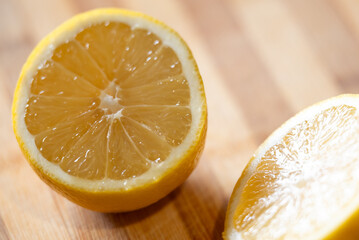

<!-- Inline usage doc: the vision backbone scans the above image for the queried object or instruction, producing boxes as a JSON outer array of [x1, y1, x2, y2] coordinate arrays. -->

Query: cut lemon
[[224, 95, 359, 239], [12, 8, 207, 212]]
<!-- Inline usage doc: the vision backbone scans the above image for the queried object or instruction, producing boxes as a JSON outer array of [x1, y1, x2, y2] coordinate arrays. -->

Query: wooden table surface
[[1, 0, 359, 239]]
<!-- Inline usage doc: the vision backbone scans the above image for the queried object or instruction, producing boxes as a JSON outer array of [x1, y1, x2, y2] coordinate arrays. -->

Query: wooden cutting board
[[1, 0, 359, 239]]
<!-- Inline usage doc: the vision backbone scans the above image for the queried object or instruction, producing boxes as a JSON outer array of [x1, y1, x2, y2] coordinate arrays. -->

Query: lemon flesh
[[25, 22, 191, 180], [225, 96, 359, 240]]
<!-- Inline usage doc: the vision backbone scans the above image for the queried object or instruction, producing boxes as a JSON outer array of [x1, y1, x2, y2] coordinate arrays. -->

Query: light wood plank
[[286, 0, 359, 93], [0, 0, 24, 48], [229, 0, 339, 112], [13, 0, 75, 41], [331, 0, 359, 43], [73, 0, 126, 12]]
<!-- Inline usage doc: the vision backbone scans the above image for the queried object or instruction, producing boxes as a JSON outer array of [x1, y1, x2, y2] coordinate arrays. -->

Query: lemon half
[[12, 8, 207, 212], [224, 95, 359, 240]]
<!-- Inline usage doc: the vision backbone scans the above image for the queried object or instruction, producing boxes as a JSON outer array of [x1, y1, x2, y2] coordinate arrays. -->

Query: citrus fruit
[[223, 94, 359, 239], [12, 8, 207, 212]]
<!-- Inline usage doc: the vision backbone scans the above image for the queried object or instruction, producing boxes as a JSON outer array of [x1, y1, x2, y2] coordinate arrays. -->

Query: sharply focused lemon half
[[12, 8, 207, 212], [224, 95, 359, 240]]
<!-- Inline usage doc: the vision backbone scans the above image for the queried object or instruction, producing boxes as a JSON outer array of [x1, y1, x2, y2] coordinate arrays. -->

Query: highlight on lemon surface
[[12, 8, 207, 212], [223, 95, 359, 240]]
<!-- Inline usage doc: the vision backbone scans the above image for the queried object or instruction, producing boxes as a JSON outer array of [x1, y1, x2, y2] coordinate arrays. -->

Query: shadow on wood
[[98, 161, 228, 239]]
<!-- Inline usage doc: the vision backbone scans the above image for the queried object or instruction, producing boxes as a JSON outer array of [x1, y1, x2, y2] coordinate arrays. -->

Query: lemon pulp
[[24, 22, 192, 180], [234, 105, 359, 239]]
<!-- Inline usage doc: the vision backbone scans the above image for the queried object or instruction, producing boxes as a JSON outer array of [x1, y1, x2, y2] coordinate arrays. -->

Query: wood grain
[[0, 0, 358, 239]]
